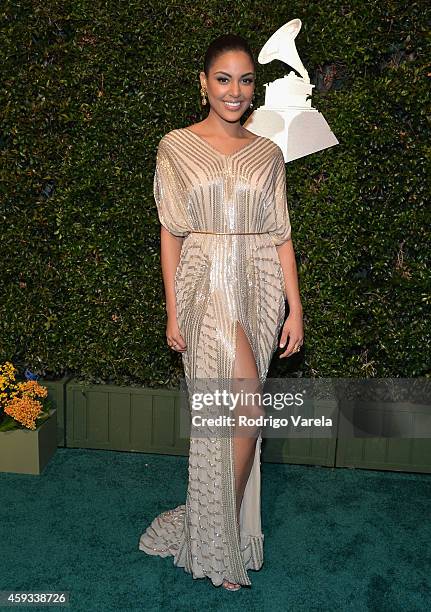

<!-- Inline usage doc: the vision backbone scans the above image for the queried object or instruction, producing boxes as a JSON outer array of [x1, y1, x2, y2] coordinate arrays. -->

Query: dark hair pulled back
[[204, 34, 256, 76]]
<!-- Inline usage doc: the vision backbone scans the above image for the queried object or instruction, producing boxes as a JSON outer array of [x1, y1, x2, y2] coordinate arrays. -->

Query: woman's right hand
[[166, 315, 187, 352]]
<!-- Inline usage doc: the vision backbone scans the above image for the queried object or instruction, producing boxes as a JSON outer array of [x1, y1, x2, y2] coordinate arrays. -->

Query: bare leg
[[232, 322, 264, 526], [222, 322, 263, 592]]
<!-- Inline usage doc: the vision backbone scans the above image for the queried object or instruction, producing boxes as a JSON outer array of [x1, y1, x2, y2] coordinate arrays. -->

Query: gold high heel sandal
[[222, 579, 241, 591]]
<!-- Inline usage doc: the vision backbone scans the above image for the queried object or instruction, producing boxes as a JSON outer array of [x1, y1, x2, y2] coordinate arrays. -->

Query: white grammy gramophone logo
[[244, 19, 339, 162]]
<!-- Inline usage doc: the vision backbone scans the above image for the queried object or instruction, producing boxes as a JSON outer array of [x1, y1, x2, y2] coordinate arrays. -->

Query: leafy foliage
[[0, 1, 429, 384]]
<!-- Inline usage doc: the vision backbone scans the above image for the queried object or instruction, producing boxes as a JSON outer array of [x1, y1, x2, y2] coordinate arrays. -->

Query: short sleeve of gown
[[153, 138, 189, 237], [269, 147, 292, 246]]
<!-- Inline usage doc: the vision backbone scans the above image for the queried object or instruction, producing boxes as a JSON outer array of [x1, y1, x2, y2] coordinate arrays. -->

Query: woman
[[139, 34, 303, 591]]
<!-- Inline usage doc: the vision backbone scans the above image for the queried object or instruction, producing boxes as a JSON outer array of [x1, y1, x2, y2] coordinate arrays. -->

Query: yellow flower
[[4, 396, 43, 430], [1, 362, 49, 430], [16, 380, 48, 398]]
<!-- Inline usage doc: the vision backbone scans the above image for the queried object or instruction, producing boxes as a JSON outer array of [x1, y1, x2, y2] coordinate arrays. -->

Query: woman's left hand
[[278, 311, 304, 359]]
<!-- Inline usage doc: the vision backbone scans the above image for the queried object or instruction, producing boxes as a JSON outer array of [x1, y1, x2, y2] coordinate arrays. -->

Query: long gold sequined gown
[[138, 127, 292, 587]]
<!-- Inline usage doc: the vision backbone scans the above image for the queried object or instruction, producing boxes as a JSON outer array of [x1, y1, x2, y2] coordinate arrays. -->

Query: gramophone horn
[[258, 18, 309, 84]]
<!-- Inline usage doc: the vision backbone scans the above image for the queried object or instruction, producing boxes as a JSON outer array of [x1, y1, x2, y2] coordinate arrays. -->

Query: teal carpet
[[1, 448, 430, 611]]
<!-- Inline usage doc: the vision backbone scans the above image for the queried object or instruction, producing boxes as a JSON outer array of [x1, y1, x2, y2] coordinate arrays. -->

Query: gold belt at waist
[[190, 230, 267, 235]]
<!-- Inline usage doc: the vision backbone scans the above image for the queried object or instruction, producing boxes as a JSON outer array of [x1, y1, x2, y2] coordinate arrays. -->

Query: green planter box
[[335, 401, 431, 473], [63, 382, 431, 473], [262, 399, 338, 467], [335, 438, 431, 473], [66, 379, 190, 455], [262, 437, 337, 466], [0, 409, 58, 475], [66, 380, 338, 466], [39, 375, 72, 447]]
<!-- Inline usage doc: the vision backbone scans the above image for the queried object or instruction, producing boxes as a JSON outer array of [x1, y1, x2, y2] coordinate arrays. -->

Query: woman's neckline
[[181, 127, 261, 158]]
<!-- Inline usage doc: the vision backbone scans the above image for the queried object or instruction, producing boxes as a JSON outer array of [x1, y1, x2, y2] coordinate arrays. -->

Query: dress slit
[[217, 318, 265, 586]]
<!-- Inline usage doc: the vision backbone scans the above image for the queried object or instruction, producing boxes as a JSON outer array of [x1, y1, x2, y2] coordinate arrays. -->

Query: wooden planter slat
[[66, 380, 190, 455], [335, 401, 431, 473]]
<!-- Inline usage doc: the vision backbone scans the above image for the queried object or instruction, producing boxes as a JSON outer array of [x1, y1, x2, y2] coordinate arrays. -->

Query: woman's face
[[200, 50, 255, 120]]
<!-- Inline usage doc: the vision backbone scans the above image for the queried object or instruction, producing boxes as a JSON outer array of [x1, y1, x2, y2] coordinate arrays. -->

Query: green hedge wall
[[1, 1, 429, 386]]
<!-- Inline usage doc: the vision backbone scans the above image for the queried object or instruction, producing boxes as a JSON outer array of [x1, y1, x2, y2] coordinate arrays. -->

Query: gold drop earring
[[200, 85, 207, 106], [250, 95, 255, 108]]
